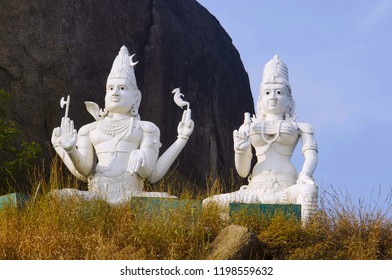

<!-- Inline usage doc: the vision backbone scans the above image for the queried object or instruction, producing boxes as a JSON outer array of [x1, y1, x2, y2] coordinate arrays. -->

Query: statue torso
[[249, 120, 299, 178], [89, 117, 143, 176], [250, 120, 299, 155]]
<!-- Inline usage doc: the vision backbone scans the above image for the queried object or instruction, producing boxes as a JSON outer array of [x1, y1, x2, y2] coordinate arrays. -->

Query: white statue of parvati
[[51, 46, 194, 204], [203, 55, 318, 224]]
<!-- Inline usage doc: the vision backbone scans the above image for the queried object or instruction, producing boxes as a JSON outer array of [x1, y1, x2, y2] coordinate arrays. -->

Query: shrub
[[0, 89, 41, 194]]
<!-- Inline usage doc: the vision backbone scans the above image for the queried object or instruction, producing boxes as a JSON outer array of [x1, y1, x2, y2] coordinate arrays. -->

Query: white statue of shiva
[[51, 46, 194, 204], [203, 55, 318, 224]]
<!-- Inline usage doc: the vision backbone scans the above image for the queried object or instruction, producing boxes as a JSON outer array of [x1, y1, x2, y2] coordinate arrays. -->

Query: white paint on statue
[[51, 46, 194, 204], [203, 55, 318, 224]]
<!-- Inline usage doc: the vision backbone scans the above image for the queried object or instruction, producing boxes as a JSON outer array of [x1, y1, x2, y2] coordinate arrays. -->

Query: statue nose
[[270, 92, 277, 100]]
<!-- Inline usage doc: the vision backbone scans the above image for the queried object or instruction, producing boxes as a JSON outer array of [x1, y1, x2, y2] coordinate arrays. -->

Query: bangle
[[298, 171, 312, 178], [177, 135, 189, 140], [65, 147, 76, 154]]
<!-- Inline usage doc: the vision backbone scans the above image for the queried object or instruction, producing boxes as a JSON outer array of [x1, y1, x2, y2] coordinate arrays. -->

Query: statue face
[[260, 83, 290, 115], [105, 78, 139, 114]]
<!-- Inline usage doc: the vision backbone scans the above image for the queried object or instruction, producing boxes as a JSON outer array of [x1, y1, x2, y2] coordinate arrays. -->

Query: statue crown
[[261, 54, 291, 93], [107, 46, 139, 89]]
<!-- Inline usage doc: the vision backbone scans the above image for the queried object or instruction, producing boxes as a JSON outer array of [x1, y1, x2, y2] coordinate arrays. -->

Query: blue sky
[[197, 0, 392, 209]]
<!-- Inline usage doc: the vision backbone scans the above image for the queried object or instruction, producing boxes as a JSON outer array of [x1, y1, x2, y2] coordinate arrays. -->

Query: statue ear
[[135, 91, 141, 108], [131, 89, 142, 116]]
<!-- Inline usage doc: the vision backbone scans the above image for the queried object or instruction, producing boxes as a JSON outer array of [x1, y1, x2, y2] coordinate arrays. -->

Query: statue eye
[[120, 86, 125, 90], [277, 90, 281, 95], [265, 91, 270, 95], [109, 86, 114, 91]]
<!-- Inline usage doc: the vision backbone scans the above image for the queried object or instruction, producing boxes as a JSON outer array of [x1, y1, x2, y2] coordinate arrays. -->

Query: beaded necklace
[[261, 120, 283, 144], [97, 117, 131, 137]]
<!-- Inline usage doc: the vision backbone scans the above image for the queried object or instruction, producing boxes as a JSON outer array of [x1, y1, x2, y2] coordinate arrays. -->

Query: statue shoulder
[[79, 122, 95, 136], [139, 121, 160, 134], [296, 122, 315, 134], [139, 121, 161, 150]]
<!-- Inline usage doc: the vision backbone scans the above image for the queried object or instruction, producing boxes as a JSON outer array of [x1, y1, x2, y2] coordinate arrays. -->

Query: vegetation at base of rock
[[0, 157, 391, 260], [0, 89, 41, 195]]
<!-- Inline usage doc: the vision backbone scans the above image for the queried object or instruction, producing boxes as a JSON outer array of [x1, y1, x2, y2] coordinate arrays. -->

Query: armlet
[[302, 142, 318, 154], [297, 122, 314, 134]]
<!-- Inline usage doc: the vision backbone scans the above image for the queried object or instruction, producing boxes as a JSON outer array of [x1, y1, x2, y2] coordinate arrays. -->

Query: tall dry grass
[[0, 156, 224, 259], [0, 156, 391, 259]]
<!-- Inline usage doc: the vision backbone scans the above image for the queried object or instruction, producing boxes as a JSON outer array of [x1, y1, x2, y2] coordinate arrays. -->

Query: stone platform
[[229, 203, 301, 220], [0, 193, 29, 209], [130, 197, 202, 214]]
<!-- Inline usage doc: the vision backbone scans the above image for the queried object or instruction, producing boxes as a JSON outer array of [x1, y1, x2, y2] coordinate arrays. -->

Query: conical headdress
[[257, 55, 296, 120], [107, 46, 138, 89], [261, 54, 291, 93]]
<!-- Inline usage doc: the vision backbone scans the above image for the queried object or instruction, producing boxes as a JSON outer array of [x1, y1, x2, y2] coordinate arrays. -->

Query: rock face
[[206, 225, 264, 260], [0, 0, 254, 189]]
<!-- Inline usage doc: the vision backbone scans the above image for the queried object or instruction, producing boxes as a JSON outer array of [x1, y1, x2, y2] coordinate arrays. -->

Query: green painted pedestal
[[130, 197, 202, 214], [0, 193, 29, 209], [229, 203, 301, 220]]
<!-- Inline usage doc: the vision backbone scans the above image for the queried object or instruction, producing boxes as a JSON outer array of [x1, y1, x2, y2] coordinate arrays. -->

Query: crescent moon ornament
[[130, 54, 139, 67]]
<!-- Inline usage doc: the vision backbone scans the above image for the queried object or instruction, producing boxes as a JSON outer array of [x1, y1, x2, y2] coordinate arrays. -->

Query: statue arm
[[53, 146, 89, 182], [52, 120, 95, 180], [234, 146, 252, 178], [233, 124, 252, 178], [63, 125, 95, 177], [148, 138, 189, 183], [128, 123, 160, 179], [148, 110, 194, 183], [297, 123, 318, 183]]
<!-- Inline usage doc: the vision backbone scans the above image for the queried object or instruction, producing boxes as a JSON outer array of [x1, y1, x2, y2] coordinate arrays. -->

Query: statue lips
[[111, 95, 120, 103], [268, 101, 277, 107]]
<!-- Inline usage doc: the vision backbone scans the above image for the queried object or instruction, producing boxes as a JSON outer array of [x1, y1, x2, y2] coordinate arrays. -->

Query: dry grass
[[0, 190, 224, 260], [0, 157, 391, 259]]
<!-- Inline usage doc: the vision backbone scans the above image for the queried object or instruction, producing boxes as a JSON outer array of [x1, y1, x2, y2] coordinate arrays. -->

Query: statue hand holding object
[[173, 88, 194, 140], [233, 127, 250, 153], [177, 109, 194, 140], [51, 95, 78, 152]]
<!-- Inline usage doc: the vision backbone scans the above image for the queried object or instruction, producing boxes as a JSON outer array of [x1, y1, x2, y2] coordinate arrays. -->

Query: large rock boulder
[[0, 0, 254, 189], [206, 225, 264, 260]]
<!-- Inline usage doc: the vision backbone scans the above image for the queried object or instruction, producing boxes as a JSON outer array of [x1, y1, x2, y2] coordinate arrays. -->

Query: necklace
[[97, 117, 131, 137], [261, 120, 282, 144]]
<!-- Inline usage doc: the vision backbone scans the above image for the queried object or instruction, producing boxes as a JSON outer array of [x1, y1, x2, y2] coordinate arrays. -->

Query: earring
[[99, 108, 109, 117], [130, 104, 138, 116]]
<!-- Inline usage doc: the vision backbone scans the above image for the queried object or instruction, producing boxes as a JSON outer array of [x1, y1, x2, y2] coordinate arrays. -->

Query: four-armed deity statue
[[203, 55, 318, 224], [51, 46, 194, 204]]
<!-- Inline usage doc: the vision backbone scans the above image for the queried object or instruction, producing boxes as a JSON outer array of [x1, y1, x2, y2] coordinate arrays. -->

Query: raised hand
[[233, 124, 250, 153], [51, 117, 77, 152], [177, 109, 194, 140]]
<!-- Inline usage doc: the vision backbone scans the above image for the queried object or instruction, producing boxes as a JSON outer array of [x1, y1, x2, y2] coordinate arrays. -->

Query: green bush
[[0, 89, 41, 194]]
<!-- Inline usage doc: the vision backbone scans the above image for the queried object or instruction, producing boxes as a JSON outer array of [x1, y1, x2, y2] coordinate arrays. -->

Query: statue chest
[[249, 121, 299, 155], [89, 119, 143, 154]]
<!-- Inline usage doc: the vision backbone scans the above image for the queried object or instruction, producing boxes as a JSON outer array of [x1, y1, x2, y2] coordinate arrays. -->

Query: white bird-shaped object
[[172, 88, 190, 110]]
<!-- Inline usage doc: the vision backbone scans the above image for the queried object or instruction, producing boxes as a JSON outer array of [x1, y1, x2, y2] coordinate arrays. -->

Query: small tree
[[0, 89, 41, 195]]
